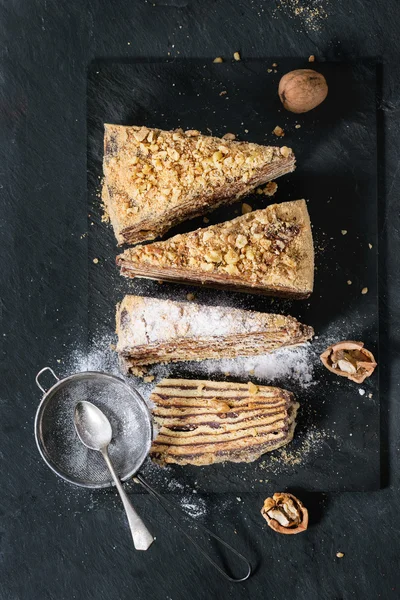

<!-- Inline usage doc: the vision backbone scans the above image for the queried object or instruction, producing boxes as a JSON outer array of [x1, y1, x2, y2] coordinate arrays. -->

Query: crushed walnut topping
[[120, 203, 303, 285], [273, 126, 285, 137], [261, 492, 308, 535], [320, 340, 377, 384], [103, 124, 293, 229]]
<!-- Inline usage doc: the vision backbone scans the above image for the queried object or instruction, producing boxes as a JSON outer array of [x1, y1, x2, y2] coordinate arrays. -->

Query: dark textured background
[[0, 1, 399, 598]]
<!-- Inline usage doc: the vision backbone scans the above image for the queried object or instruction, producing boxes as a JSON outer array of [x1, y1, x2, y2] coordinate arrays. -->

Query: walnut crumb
[[264, 181, 278, 196], [186, 293, 196, 301], [273, 126, 285, 137], [241, 203, 252, 214], [219, 90, 227, 96], [280, 146, 291, 158], [213, 57, 223, 63], [248, 381, 259, 395], [295, 124, 301, 129], [233, 51, 241, 61], [272, 62, 278, 67], [368, 243, 373, 249], [93, 258, 99, 264], [341, 230, 347, 235], [361, 287, 368, 295], [336, 552, 344, 558], [347, 280, 352, 285], [222, 132, 236, 140], [267, 68, 273, 73], [308, 55, 315, 62]]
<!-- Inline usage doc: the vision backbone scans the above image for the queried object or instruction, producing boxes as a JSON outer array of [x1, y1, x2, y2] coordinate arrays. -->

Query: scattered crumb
[[144, 375, 155, 383], [186, 293, 196, 301], [273, 125, 285, 137], [347, 280, 352, 285], [336, 552, 345, 559], [273, 0, 329, 32], [267, 68, 273, 73], [56, 359, 61, 363], [236, 497, 242, 502], [203, 217, 210, 223], [308, 55, 315, 62], [130, 365, 148, 378], [244, 129, 249, 133], [273, 69, 277, 73], [242, 203, 252, 214], [213, 57, 223, 63], [295, 124, 301, 129], [264, 181, 278, 196], [272, 62, 278, 67], [93, 258, 99, 264], [368, 393, 373, 399], [361, 287, 368, 295], [219, 90, 227, 96], [359, 388, 366, 396], [341, 230, 347, 235], [368, 243, 373, 249], [233, 51, 241, 61], [222, 132, 235, 140]]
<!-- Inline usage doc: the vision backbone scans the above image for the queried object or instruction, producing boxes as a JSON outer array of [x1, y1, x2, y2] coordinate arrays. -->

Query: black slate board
[[87, 58, 379, 492]]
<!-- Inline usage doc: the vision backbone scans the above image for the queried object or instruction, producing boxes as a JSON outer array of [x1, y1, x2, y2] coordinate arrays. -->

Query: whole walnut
[[278, 69, 328, 113]]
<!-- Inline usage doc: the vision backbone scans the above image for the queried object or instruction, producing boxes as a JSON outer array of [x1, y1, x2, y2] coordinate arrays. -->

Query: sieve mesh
[[35, 372, 152, 488]]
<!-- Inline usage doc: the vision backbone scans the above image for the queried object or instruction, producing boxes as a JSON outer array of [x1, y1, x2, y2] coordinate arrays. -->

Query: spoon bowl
[[74, 400, 113, 450]]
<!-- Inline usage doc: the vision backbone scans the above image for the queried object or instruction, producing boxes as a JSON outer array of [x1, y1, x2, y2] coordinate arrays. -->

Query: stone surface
[[0, 1, 399, 599]]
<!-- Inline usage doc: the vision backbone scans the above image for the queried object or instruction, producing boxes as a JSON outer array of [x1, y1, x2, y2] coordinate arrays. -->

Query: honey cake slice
[[150, 379, 299, 466], [116, 295, 314, 371], [102, 124, 296, 245], [117, 199, 314, 298]]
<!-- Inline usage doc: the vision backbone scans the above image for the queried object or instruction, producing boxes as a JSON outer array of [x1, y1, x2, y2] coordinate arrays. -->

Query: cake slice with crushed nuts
[[117, 199, 314, 298], [102, 124, 296, 245]]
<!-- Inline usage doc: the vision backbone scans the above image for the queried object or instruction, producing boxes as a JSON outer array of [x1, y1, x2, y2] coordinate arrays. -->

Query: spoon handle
[[101, 448, 154, 551]]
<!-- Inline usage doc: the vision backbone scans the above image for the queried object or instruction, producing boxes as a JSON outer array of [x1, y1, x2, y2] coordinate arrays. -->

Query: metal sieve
[[35, 368, 152, 488], [34, 367, 251, 582]]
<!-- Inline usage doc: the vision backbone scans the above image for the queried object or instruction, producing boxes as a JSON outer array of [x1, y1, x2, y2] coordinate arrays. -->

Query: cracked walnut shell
[[261, 492, 308, 535], [320, 341, 377, 384]]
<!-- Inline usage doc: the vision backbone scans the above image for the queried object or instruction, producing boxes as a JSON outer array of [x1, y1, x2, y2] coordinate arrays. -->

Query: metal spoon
[[74, 400, 154, 551]]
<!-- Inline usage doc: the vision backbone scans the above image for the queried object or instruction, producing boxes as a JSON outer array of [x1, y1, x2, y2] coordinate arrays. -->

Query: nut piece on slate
[[320, 341, 377, 384], [278, 69, 328, 113], [261, 492, 308, 535]]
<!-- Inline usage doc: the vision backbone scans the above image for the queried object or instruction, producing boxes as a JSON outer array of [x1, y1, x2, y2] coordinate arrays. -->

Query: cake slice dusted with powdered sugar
[[150, 378, 299, 466], [116, 295, 314, 371]]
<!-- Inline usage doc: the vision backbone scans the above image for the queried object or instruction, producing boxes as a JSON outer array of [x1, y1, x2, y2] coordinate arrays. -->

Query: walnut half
[[261, 492, 308, 535], [320, 340, 377, 384]]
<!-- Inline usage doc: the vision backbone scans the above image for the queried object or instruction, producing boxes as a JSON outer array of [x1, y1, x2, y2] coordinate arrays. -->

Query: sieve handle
[[134, 474, 252, 582], [35, 367, 59, 394]]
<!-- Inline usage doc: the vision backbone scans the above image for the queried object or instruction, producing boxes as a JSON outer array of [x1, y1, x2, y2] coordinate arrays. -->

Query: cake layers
[[116, 295, 314, 370], [117, 200, 314, 298], [103, 124, 295, 245], [150, 379, 299, 466]]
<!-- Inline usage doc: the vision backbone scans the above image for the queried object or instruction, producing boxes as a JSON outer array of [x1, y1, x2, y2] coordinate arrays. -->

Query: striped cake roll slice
[[150, 379, 299, 466]]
